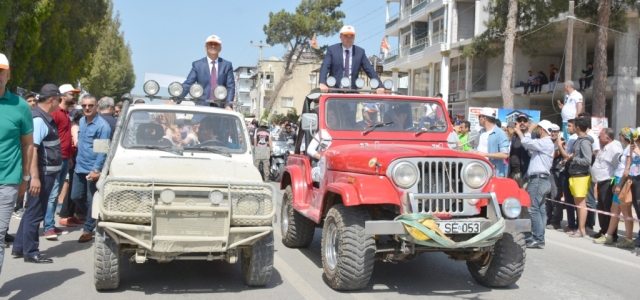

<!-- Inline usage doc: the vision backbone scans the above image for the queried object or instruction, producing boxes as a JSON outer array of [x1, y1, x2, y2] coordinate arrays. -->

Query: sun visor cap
[[59, 84, 80, 94], [537, 120, 554, 134], [0, 53, 9, 70], [205, 35, 222, 44], [340, 25, 356, 35], [477, 107, 496, 118]]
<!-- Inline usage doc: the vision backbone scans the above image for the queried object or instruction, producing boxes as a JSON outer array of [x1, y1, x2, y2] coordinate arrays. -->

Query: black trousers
[[595, 179, 616, 237], [546, 171, 564, 224], [13, 172, 57, 256], [59, 165, 76, 219], [579, 77, 592, 89]]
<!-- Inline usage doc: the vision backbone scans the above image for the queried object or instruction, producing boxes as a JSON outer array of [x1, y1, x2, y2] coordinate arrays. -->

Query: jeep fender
[[480, 177, 531, 207], [92, 192, 102, 220], [325, 174, 401, 207], [280, 164, 311, 210]]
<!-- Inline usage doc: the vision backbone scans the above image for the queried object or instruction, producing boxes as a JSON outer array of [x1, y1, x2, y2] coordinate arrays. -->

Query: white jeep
[[91, 90, 274, 290]]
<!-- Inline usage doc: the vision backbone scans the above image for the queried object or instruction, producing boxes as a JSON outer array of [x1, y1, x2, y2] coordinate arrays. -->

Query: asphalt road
[[1, 182, 639, 300]]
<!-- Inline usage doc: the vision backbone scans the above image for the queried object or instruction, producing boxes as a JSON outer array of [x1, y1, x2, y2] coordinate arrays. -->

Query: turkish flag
[[311, 33, 319, 49], [380, 37, 390, 57]]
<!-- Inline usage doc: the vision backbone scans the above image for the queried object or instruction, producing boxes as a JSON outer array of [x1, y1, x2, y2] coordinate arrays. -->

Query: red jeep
[[279, 89, 531, 291]]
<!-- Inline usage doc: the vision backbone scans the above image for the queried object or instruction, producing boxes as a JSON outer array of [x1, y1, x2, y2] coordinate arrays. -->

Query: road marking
[[274, 256, 325, 300], [546, 239, 640, 270]]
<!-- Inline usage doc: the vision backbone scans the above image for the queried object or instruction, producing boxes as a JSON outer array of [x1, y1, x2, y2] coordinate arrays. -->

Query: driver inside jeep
[[307, 107, 337, 182], [196, 116, 241, 149]]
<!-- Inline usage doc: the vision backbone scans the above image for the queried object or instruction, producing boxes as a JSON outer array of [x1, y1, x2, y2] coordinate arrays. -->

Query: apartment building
[[234, 66, 258, 115]]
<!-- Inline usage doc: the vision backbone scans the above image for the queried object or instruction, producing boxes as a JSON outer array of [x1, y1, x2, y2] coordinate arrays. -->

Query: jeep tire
[[94, 226, 120, 291], [241, 232, 274, 286], [281, 186, 315, 248], [466, 232, 526, 287], [321, 205, 375, 290]]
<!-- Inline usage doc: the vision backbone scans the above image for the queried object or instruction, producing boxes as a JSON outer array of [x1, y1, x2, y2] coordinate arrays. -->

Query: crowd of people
[[452, 80, 639, 250]]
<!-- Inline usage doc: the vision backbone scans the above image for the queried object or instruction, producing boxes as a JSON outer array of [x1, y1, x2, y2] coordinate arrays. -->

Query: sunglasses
[[81, 104, 95, 108], [206, 42, 221, 47]]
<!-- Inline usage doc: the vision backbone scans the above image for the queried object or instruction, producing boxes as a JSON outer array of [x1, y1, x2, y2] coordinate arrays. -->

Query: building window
[[281, 97, 294, 108], [309, 74, 317, 85]]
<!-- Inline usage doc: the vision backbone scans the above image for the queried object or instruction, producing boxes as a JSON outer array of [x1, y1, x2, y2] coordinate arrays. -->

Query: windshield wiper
[[362, 122, 393, 135], [131, 145, 183, 156], [184, 145, 232, 157], [415, 125, 447, 136]]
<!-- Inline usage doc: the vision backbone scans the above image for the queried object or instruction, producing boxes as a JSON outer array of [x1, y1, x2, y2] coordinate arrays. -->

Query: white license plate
[[436, 221, 481, 234]]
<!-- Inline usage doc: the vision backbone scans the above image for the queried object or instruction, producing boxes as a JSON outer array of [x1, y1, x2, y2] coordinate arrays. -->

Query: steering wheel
[[199, 140, 227, 147]]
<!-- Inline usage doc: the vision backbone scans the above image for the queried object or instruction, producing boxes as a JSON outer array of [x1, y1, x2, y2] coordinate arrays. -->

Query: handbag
[[618, 179, 633, 205]]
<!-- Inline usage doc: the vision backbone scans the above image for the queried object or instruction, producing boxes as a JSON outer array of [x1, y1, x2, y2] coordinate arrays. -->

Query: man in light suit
[[180, 35, 235, 109], [319, 25, 384, 94]]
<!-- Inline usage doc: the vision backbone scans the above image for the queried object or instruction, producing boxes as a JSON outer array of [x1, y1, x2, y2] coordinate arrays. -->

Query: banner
[[591, 117, 608, 136], [468, 107, 540, 131]]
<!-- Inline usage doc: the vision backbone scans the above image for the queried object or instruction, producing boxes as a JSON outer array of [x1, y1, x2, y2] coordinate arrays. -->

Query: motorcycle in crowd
[[268, 132, 292, 182]]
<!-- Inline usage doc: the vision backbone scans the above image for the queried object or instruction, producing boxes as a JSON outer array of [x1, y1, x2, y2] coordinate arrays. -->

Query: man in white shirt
[[590, 128, 623, 240], [558, 81, 583, 141]]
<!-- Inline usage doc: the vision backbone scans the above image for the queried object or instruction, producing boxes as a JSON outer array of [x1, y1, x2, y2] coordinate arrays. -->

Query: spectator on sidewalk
[[557, 119, 579, 232], [534, 71, 549, 94], [114, 102, 123, 118], [13, 84, 63, 264], [98, 97, 117, 138], [24, 93, 36, 110], [613, 127, 640, 248], [514, 120, 555, 249], [565, 116, 594, 238], [590, 128, 623, 241], [524, 71, 536, 95], [71, 94, 111, 243], [558, 81, 583, 141], [576, 112, 600, 231], [509, 114, 534, 188], [457, 120, 472, 151], [59, 112, 84, 227], [548, 68, 559, 94], [579, 63, 594, 91], [473, 107, 510, 177], [546, 124, 564, 230], [0, 53, 35, 274]]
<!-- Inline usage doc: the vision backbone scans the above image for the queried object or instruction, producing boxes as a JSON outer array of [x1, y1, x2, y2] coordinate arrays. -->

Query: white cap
[[550, 123, 561, 131], [477, 107, 496, 118], [0, 53, 9, 70], [339, 25, 356, 35], [205, 35, 222, 44], [59, 84, 80, 94], [538, 120, 554, 134]]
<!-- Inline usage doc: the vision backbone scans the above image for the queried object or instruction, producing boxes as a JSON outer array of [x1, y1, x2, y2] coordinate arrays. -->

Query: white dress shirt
[[591, 140, 623, 182], [521, 133, 554, 176]]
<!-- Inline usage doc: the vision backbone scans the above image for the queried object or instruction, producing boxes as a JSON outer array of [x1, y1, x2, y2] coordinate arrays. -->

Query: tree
[[591, 0, 611, 117], [500, 0, 518, 109], [263, 0, 345, 112], [80, 2, 135, 99]]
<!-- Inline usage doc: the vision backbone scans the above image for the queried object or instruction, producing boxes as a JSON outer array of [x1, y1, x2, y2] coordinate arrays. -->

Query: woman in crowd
[[612, 127, 640, 248]]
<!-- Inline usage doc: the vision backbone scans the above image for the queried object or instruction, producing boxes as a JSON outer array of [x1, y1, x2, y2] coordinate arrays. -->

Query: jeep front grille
[[416, 160, 465, 214]]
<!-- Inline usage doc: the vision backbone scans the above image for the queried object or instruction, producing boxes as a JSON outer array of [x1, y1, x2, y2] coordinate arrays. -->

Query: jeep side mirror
[[447, 132, 459, 149], [301, 113, 318, 131], [468, 130, 480, 149], [93, 139, 111, 154]]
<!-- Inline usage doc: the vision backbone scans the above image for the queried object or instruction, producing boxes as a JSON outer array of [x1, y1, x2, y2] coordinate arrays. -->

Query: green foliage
[[79, 2, 135, 99], [311, 44, 329, 61], [270, 108, 301, 125], [575, 0, 640, 33]]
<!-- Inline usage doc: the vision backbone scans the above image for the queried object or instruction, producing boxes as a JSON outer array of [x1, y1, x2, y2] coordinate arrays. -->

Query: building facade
[[234, 66, 257, 115]]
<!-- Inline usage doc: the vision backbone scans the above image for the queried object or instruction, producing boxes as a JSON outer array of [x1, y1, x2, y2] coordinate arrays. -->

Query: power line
[[342, 0, 369, 12], [345, 5, 385, 26]]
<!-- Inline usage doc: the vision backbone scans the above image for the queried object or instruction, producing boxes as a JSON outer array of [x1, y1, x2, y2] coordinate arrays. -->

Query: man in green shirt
[[457, 120, 472, 151], [0, 53, 34, 275]]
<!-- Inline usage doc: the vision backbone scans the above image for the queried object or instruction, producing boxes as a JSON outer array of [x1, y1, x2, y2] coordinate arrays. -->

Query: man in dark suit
[[180, 35, 235, 109], [319, 25, 384, 94]]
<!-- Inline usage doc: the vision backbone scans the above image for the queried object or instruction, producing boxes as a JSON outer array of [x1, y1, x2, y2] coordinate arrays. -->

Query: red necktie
[[210, 60, 218, 100]]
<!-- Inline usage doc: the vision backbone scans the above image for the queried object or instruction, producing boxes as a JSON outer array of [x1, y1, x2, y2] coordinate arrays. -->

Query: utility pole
[[251, 41, 271, 118], [565, 1, 575, 83]]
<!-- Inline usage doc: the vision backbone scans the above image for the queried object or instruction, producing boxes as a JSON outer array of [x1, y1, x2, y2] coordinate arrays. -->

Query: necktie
[[210, 60, 218, 100], [344, 49, 350, 79]]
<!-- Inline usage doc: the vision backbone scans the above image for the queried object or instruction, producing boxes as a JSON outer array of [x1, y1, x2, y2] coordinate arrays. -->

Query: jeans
[[526, 177, 551, 243], [70, 172, 97, 233], [562, 122, 569, 142], [0, 184, 19, 275], [595, 179, 616, 236], [60, 164, 76, 219], [418, 116, 435, 129], [548, 81, 556, 92], [44, 158, 69, 231], [14, 172, 58, 257], [546, 171, 564, 224], [561, 172, 577, 229], [629, 177, 640, 246], [579, 77, 592, 90], [585, 181, 596, 228]]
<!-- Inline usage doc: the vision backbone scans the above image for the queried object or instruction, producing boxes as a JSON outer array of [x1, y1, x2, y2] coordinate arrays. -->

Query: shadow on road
[[43, 240, 93, 258], [103, 253, 284, 295], [0, 269, 85, 299]]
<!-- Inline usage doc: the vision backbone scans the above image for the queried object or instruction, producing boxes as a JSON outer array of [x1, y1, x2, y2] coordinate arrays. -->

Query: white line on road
[[546, 240, 640, 270]]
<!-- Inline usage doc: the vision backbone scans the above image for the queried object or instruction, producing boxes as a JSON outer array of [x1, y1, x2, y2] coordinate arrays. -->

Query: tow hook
[[134, 249, 147, 264]]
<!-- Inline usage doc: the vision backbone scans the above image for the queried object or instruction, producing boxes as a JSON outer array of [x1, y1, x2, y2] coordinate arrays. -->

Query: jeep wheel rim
[[325, 222, 339, 270], [282, 200, 290, 234]]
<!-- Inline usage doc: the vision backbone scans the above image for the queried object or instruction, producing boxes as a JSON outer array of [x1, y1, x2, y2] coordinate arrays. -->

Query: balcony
[[410, 36, 429, 55], [384, 48, 399, 64], [411, 0, 429, 14], [385, 0, 435, 35], [265, 83, 275, 91], [383, 30, 447, 70], [386, 13, 399, 29]]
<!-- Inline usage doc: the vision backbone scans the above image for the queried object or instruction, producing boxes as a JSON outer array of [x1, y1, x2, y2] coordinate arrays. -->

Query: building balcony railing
[[265, 83, 275, 91], [411, 0, 429, 14], [386, 12, 399, 28], [384, 48, 399, 64], [384, 30, 446, 66], [410, 36, 430, 55]]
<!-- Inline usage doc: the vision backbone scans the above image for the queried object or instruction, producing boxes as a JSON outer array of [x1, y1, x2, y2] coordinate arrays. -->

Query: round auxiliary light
[[369, 78, 380, 89], [143, 80, 160, 96], [160, 189, 175, 204], [463, 162, 489, 189], [168, 82, 184, 98], [355, 78, 365, 89], [213, 86, 228, 100], [392, 162, 419, 189], [189, 83, 204, 99], [383, 79, 393, 90], [340, 77, 351, 88], [209, 190, 224, 205], [502, 197, 522, 219], [326, 76, 337, 88]]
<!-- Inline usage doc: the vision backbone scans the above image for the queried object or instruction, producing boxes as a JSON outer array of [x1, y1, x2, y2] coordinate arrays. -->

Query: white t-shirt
[[561, 90, 583, 122], [567, 132, 600, 154], [614, 145, 629, 177], [587, 130, 600, 152], [477, 128, 493, 153], [425, 104, 437, 119]]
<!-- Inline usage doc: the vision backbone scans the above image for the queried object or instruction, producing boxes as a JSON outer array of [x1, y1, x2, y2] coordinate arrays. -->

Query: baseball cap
[[516, 113, 528, 120], [550, 123, 561, 131], [340, 25, 356, 35], [205, 35, 222, 44], [59, 84, 80, 94], [477, 107, 496, 118], [0, 53, 8, 70], [537, 120, 554, 134], [39, 84, 63, 99]]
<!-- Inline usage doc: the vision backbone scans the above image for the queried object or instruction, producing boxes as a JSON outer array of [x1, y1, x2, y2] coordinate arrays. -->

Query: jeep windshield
[[122, 109, 246, 153], [324, 99, 448, 133]]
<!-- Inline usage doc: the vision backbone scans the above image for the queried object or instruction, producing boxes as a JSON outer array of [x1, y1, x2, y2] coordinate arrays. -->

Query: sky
[[112, 0, 399, 96]]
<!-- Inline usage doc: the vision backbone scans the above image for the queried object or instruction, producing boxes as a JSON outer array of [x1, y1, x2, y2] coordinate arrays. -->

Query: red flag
[[380, 37, 390, 57], [311, 33, 319, 49]]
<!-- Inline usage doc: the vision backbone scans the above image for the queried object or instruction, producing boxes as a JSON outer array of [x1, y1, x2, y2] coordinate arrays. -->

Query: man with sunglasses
[[72, 94, 111, 243], [180, 35, 235, 109]]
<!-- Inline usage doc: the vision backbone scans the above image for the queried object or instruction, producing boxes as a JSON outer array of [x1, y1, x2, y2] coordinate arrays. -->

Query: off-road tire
[[241, 232, 274, 286], [270, 163, 284, 182], [466, 232, 526, 287], [281, 186, 315, 248], [94, 226, 120, 291], [321, 205, 375, 290]]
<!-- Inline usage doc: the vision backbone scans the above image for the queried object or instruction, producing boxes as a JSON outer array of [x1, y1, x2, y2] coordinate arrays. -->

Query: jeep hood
[[107, 156, 262, 183], [325, 144, 489, 175]]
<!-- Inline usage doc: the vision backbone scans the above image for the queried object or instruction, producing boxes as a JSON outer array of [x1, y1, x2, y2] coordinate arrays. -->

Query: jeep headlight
[[209, 190, 224, 205], [462, 162, 489, 189], [502, 197, 521, 219], [392, 162, 419, 189], [160, 189, 175, 204]]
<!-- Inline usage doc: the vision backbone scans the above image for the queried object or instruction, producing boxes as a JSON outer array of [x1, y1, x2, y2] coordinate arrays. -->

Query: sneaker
[[59, 218, 78, 227], [54, 227, 69, 235], [12, 209, 24, 219], [616, 239, 635, 248], [44, 229, 58, 240], [68, 217, 84, 224], [546, 223, 561, 230], [593, 235, 613, 244]]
